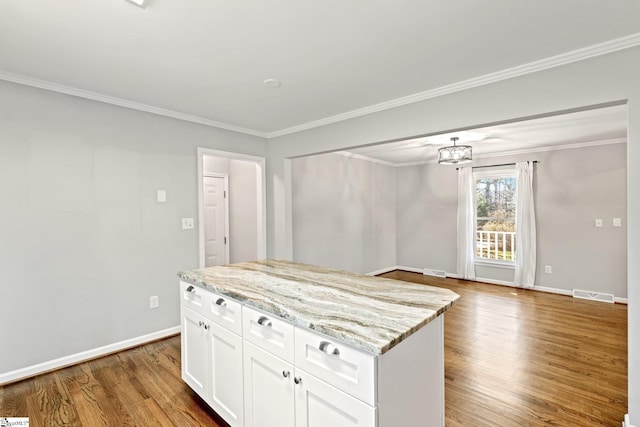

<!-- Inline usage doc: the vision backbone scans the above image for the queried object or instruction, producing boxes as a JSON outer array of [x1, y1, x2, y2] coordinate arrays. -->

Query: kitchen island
[[178, 259, 459, 427]]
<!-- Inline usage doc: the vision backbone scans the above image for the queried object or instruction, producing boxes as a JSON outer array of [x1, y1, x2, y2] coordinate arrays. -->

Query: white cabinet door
[[243, 341, 295, 427], [208, 322, 244, 427], [295, 369, 376, 427], [181, 307, 209, 398]]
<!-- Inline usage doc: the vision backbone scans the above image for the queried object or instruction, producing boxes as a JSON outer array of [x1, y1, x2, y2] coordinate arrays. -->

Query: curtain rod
[[456, 160, 538, 171]]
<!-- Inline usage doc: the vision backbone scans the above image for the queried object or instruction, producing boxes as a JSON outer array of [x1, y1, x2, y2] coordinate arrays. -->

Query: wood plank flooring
[[381, 271, 628, 427], [0, 272, 627, 426]]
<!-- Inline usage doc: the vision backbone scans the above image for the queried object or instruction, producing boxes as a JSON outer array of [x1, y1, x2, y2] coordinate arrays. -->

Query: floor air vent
[[423, 268, 447, 278], [572, 289, 615, 303]]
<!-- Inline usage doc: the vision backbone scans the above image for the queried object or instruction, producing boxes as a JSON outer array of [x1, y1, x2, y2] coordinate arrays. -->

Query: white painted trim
[[197, 148, 267, 268], [366, 266, 399, 276], [395, 265, 425, 274], [334, 151, 398, 168], [387, 267, 628, 304], [3, 33, 640, 140], [267, 33, 640, 138], [0, 71, 267, 138], [476, 137, 627, 160], [0, 326, 180, 386], [335, 137, 627, 168]]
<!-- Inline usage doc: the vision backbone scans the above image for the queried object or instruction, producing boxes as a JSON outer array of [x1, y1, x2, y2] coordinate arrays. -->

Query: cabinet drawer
[[242, 306, 294, 363], [294, 327, 376, 406], [204, 291, 243, 336], [180, 281, 208, 315]]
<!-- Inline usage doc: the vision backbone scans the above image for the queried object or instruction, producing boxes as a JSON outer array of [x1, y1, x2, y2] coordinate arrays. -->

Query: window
[[475, 170, 517, 263]]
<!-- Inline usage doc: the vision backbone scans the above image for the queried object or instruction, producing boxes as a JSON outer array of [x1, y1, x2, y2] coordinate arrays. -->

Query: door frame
[[197, 148, 267, 268], [202, 173, 230, 267]]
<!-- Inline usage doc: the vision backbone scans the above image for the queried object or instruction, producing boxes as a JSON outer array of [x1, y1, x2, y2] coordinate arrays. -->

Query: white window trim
[[475, 259, 515, 269]]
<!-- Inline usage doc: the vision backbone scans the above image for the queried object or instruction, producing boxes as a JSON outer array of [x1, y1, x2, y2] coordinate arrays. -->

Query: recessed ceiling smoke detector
[[263, 79, 282, 88], [126, 0, 148, 9]]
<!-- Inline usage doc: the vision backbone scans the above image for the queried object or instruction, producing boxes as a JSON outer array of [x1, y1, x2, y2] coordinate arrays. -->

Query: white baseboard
[[366, 266, 400, 276], [0, 325, 181, 386], [624, 413, 635, 427], [386, 266, 628, 304], [395, 265, 424, 274]]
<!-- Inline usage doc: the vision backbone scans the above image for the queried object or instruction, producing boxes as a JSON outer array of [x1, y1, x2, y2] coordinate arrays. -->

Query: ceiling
[[1, 1, 639, 137], [342, 104, 628, 165]]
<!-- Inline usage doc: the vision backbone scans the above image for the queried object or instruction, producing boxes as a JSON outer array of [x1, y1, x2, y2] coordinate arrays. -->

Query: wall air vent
[[423, 268, 447, 278], [572, 289, 615, 304]]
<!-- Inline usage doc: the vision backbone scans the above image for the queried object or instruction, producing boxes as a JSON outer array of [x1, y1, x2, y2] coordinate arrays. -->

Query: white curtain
[[457, 167, 476, 280], [514, 161, 536, 288]]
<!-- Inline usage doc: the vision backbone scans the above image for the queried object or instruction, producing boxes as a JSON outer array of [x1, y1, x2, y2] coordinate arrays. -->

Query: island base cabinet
[[181, 306, 244, 427], [295, 369, 376, 427], [208, 322, 244, 427], [181, 307, 209, 398], [243, 340, 375, 427], [243, 341, 295, 427]]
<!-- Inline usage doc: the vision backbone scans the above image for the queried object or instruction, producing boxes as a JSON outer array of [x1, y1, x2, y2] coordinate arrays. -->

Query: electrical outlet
[[150, 295, 159, 309], [595, 218, 603, 228], [544, 265, 552, 274], [182, 218, 194, 230]]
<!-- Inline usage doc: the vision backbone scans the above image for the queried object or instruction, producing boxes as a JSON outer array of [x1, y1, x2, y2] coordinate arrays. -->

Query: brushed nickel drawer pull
[[186, 285, 196, 293], [215, 298, 227, 307], [319, 341, 340, 356], [257, 316, 272, 327]]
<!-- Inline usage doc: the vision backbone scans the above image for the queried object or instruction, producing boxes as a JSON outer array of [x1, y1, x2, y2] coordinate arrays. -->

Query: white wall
[[229, 159, 259, 263], [396, 142, 627, 298], [267, 46, 640, 422], [0, 80, 266, 376], [291, 153, 396, 274]]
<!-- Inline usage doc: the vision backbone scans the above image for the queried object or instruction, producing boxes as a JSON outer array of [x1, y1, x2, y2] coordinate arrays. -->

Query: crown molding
[[267, 32, 640, 139], [334, 151, 398, 167], [0, 71, 268, 138], [352, 137, 627, 167], [2, 32, 639, 140]]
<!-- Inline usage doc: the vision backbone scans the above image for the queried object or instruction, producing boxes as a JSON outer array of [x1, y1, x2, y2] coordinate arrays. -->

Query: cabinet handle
[[294, 376, 302, 385], [282, 370, 290, 378], [198, 320, 205, 327], [319, 341, 340, 356], [257, 316, 272, 327], [204, 324, 210, 330], [215, 298, 227, 307], [186, 285, 196, 293]]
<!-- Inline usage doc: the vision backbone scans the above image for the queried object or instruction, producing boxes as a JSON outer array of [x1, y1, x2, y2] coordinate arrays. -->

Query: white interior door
[[204, 175, 228, 267]]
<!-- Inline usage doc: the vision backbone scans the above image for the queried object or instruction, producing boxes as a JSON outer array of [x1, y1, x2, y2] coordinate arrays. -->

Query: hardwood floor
[[0, 337, 229, 427], [381, 271, 628, 427], [0, 272, 627, 426]]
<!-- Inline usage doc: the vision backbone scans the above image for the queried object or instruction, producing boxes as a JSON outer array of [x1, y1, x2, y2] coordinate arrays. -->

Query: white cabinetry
[[241, 306, 376, 427], [180, 281, 446, 427], [180, 282, 244, 427], [243, 341, 295, 427]]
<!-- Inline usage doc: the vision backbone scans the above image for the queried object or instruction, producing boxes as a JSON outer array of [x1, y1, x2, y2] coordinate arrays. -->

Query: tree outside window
[[476, 173, 517, 261]]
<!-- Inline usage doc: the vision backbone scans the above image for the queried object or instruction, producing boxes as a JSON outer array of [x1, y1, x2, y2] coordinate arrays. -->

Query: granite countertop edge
[[178, 260, 459, 355]]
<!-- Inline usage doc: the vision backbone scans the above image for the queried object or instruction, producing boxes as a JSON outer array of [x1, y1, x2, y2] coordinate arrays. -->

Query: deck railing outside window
[[476, 230, 515, 261]]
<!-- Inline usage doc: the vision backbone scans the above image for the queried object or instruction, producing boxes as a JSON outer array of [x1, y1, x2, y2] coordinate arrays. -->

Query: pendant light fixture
[[438, 137, 472, 164]]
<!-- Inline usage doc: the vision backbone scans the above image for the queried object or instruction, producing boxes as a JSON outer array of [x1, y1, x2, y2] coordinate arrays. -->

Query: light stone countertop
[[178, 259, 459, 355]]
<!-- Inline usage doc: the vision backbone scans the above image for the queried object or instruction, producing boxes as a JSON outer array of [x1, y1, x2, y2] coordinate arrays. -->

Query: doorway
[[198, 148, 266, 268]]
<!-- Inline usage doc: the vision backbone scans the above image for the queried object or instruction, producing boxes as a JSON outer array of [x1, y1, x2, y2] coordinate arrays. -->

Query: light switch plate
[[595, 219, 603, 228], [613, 218, 622, 227], [157, 190, 166, 203], [182, 218, 194, 230]]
